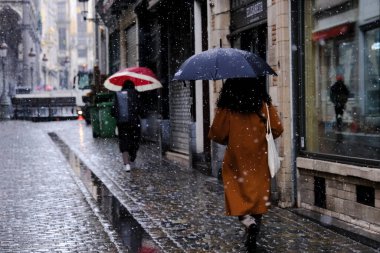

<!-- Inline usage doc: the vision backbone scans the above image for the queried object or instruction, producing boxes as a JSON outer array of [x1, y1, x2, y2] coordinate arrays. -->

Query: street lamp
[[0, 41, 11, 120], [28, 48, 36, 91], [78, 0, 98, 23], [42, 54, 48, 89]]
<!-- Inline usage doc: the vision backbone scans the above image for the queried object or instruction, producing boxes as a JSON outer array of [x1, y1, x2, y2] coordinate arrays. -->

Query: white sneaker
[[125, 164, 131, 172]]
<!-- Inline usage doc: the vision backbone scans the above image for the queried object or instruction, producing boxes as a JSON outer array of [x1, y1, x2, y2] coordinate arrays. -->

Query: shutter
[[126, 24, 137, 67], [169, 82, 191, 154]]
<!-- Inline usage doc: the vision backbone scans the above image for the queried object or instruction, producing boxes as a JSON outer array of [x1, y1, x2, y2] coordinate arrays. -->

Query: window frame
[[294, 0, 380, 168]]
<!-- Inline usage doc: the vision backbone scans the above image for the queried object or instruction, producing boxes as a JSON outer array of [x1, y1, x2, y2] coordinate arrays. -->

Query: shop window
[[58, 28, 67, 51], [356, 185, 375, 207], [364, 28, 380, 117], [303, 1, 380, 163], [314, 176, 326, 208]]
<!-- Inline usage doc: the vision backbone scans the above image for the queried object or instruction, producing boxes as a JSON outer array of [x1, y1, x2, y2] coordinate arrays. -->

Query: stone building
[[93, 0, 380, 238], [0, 0, 41, 95], [208, 0, 294, 208], [40, 0, 60, 89], [295, 0, 379, 237]]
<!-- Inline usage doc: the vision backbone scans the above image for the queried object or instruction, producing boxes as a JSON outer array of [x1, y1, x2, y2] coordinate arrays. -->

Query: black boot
[[245, 224, 259, 252], [245, 215, 262, 253]]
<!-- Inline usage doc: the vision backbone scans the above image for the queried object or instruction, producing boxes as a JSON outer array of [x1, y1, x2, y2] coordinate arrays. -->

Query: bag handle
[[266, 103, 271, 134]]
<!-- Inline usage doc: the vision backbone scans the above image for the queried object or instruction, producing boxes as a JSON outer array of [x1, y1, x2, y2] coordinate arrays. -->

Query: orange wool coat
[[208, 103, 283, 216]]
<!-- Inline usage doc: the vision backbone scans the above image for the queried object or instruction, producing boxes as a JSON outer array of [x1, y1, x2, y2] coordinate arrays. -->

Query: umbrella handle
[[182, 81, 187, 87]]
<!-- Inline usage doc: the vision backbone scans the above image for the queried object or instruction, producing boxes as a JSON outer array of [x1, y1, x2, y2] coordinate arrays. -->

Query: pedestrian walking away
[[208, 77, 283, 252], [330, 75, 350, 132], [112, 80, 142, 172]]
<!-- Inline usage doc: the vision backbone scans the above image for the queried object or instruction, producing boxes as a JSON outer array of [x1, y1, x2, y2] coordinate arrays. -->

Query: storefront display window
[[303, 1, 379, 162], [364, 28, 380, 116]]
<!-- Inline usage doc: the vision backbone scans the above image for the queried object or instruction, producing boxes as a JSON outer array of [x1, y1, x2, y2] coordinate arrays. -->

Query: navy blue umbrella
[[172, 48, 277, 81]]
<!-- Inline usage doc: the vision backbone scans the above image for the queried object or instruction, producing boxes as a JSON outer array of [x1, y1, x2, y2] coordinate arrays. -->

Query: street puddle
[[49, 132, 161, 253]]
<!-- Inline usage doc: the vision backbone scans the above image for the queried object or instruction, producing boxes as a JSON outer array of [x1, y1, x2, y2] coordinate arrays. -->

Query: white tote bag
[[266, 104, 281, 178]]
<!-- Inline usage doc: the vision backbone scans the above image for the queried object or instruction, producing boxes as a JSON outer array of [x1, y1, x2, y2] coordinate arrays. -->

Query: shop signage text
[[231, 0, 267, 31]]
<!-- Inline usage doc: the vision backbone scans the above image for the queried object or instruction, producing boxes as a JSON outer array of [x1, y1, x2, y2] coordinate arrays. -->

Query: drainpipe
[[289, 0, 304, 207]]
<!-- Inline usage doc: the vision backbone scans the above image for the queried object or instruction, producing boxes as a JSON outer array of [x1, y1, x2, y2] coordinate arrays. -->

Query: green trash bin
[[90, 105, 100, 138], [97, 101, 116, 138]]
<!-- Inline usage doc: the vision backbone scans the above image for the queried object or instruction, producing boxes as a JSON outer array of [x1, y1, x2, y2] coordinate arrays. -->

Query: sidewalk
[[2, 120, 378, 252], [0, 120, 125, 253], [0, 121, 379, 253]]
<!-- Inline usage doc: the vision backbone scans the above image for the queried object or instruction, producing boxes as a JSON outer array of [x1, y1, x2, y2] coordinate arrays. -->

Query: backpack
[[116, 92, 130, 123]]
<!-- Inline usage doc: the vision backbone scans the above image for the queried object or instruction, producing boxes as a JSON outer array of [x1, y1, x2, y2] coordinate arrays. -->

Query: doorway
[[232, 23, 268, 60]]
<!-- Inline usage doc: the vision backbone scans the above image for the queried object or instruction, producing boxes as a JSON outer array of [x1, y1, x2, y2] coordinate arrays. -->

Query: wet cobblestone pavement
[[1, 120, 379, 253], [0, 121, 124, 253]]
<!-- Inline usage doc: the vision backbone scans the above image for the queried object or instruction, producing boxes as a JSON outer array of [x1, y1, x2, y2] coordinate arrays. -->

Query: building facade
[[56, 0, 71, 90], [0, 0, 41, 95], [40, 0, 60, 90], [295, 0, 380, 235], [93, 0, 380, 236], [207, 0, 294, 208], [39, 0, 97, 92]]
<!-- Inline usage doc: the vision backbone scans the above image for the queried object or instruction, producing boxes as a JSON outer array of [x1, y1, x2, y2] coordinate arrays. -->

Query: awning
[[312, 23, 354, 41]]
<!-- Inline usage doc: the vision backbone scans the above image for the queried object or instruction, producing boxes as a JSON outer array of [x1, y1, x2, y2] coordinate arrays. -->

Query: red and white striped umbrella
[[104, 67, 162, 92]]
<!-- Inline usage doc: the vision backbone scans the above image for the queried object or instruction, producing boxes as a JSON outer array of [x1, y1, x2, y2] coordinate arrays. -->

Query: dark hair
[[122, 80, 135, 90], [216, 77, 271, 116]]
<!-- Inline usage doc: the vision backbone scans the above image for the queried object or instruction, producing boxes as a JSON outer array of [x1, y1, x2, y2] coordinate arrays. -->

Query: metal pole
[[0, 58, 11, 120], [30, 66, 33, 91], [95, 17, 99, 66], [2, 59, 5, 95], [44, 67, 47, 87]]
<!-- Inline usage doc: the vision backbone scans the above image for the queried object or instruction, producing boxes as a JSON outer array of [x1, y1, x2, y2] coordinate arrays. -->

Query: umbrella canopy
[[173, 48, 277, 81], [104, 67, 162, 92]]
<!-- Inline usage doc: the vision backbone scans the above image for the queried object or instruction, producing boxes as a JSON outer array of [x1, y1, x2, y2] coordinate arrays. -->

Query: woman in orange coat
[[208, 78, 283, 252]]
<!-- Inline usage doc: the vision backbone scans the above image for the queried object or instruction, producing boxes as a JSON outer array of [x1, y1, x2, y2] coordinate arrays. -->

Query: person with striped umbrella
[[106, 67, 162, 171]]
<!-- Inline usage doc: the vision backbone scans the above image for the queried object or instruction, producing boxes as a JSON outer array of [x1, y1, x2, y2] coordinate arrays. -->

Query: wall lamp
[[78, 0, 101, 23]]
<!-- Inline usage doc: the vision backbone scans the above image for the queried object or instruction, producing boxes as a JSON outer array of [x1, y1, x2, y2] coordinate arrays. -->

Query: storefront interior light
[[371, 42, 380, 50]]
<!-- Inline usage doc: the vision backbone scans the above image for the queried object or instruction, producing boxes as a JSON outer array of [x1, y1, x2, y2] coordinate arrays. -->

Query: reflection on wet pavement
[[50, 132, 160, 253], [0, 121, 121, 253], [45, 120, 378, 253]]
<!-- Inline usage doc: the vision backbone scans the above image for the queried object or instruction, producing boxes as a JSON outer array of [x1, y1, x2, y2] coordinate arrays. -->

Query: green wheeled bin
[[97, 101, 116, 138], [90, 105, 100, 138]]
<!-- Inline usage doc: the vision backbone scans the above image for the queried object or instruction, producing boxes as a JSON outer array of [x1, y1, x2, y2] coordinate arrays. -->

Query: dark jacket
[[330, 80, 349, 107], [113, 89, 140, 124]]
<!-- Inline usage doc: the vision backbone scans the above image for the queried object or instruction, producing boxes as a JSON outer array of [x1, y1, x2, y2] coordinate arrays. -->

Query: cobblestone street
[[0, 121, 125, 253], [0, 120, 379, 253]]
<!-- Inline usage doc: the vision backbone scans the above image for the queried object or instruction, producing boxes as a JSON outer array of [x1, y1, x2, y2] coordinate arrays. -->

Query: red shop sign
[[312, 23, 354, 41]]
